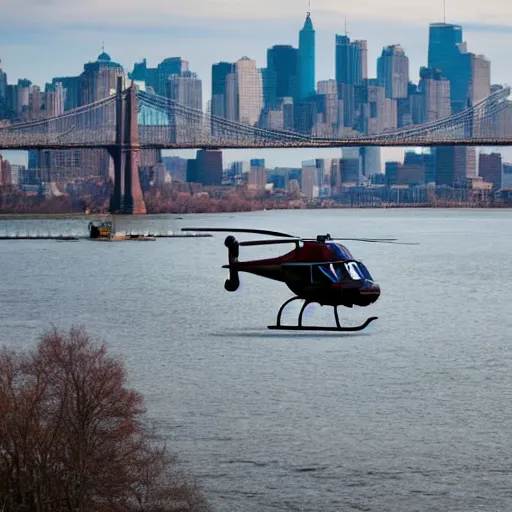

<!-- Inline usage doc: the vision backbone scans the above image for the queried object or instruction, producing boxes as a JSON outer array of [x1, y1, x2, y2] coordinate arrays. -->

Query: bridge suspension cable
[[0, 84, 510, 150]]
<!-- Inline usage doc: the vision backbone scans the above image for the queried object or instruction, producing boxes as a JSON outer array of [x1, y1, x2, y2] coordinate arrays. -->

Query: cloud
[[2, 0, 512, 29]]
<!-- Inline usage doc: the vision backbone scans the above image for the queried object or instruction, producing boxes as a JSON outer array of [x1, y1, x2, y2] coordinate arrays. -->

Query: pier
[[0, 232, 212, 241]]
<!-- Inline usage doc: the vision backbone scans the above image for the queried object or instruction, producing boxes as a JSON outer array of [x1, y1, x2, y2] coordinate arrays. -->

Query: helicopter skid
[[268, 296, 377, 333], [267, 317, 378, 332]]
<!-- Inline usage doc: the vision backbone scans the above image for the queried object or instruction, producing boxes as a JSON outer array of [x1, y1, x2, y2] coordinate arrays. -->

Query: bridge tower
[[109, 77, 147, 214]]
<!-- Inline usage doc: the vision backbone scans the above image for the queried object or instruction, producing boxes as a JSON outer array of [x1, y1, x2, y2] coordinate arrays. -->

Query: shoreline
[[1, 204, 512, 219]]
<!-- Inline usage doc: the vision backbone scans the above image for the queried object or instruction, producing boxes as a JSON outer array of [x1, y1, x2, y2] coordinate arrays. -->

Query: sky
[[1, 0, 512, 167]]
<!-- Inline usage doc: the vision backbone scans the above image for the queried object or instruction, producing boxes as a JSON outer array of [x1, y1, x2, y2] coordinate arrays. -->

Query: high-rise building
[[419, 67, 451, 122], [478, 152, 502, 189], [162, 156, 188, 182], [502, 163, 512, 188], [40, 52, 125, 184], [29, 86, 41, 119], [196, 149, 223, 186], [1, 157, 12, 186], [233, 57, 263, 126], [154, 58, 188, 96], [211, 62, 235, 118], [386, 161, 425, 186], [436, 146, 476, 185], [259, 106, 285, 130], [298, 12, 315, 99], [248, 159, 267, 191], [80, 51, 125, 104], [51, 76, 80, 111], [428, 22, 463, 73], [404, 149, 436, 183], [317, 79, 339, 128], [224, 72, 238, 121], [130, 57, 188, 96], [301, 159, 319, 198], [427, 23, 474, 114], [0, 61, 7, 116], [427, 23, 483, 186], [335, 35, 367, 86], [44, 82, 65, 117], [168, 72, 202, 110], [377, 45, 409, 99], [366, 81, 397, 134], [361, 147, 382, 176], [0, 154, 4, 185], [266, 45, 299, 105], [470, 54, 491, 104]]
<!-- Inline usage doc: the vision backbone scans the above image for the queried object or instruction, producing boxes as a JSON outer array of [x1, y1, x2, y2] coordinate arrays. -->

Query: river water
[[1, 209, 512, 512]]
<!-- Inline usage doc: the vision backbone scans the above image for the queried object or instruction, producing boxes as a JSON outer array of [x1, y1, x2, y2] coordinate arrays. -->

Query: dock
[[0, 234, 80, 241], [0, 232, 212, 241]]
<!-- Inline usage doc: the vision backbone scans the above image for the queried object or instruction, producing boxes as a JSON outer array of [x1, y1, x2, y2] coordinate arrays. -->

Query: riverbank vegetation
[[0, 327, 211, 512], [0, 181, 510, 214]]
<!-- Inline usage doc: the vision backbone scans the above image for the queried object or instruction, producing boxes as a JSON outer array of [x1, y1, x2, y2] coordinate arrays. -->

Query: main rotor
[[181, 227, 417, 246]]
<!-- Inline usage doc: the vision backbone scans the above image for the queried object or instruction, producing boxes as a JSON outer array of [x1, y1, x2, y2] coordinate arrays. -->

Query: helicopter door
[[281, 264, 313, 285]]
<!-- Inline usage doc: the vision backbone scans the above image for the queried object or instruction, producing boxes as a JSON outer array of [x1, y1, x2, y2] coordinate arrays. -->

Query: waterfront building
[[478, 152, 502, 189]]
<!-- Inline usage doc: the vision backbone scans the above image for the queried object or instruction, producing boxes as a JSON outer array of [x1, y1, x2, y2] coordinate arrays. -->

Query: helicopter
[[181, 227, 416, 332]]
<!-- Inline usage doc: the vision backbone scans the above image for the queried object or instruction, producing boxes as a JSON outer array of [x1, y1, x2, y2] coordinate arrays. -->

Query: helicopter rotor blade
[[181, 228, 296, 238], [239, 238, 302, 247], [332, 238, 398, 242], [301, 237, 418, 245], [333, 239, 419, 245]]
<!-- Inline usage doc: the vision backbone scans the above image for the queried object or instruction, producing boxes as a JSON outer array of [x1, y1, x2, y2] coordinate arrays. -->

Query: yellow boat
[[87, 220, 155, 242]]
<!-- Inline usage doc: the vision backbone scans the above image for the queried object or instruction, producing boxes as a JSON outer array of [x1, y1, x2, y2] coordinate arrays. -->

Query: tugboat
[[87, 219, 156, 242]]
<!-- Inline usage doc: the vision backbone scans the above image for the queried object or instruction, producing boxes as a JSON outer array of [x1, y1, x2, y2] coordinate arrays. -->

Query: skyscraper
[[428, 22, 463, 72], [234, 57, 263, 126], [427, 23, 471, 113], [211, 62, 235, 118], [168, 72, 202, 110], [436, 146, 476, 185], [0, 60, 7, 116], [266, 45, 299, 105], [212, 62, 234, 98], [130, 57, 189, 96], [80, 51, 125, 104], [470, 54, 490, 104], [377, 45, 409, 99], [335, 35, 367, 85], [299, 12, 315, 99], [419, 67, 451, 122], [479, 152, 502, 189], [44, 82, 65, 118]]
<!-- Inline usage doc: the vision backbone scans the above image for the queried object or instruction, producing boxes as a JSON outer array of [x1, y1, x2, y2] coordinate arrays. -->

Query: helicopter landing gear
[[267, 296, 378, 332]]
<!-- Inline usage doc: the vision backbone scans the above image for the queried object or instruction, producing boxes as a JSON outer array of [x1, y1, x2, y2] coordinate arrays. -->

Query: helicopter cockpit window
[[345, 262, 364, 280], [312, 263, 347, 284], [357, 262, 373, 280]]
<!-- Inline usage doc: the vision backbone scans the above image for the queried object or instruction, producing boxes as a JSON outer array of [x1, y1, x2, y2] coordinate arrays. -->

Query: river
[[1, 208, 511, 511]]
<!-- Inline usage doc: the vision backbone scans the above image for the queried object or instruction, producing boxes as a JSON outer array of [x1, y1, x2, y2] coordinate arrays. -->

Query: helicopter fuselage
[[224, 240, 381, 308]]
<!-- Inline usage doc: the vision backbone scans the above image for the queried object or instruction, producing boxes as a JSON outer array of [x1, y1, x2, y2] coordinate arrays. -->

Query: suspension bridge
[[0, 77, 511, 213]]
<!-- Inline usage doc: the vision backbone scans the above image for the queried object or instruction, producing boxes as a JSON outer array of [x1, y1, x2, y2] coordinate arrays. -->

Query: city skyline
[[2, 1, 512, 166], [2, 0, 512, 89]]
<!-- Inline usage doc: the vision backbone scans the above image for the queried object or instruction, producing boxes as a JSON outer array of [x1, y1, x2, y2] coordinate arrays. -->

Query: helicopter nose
[[362, 280, 380, 293], [358, 280, 380, 305]]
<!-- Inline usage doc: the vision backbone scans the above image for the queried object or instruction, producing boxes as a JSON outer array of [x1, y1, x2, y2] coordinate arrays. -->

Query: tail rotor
[[224, 236, 240, 292]]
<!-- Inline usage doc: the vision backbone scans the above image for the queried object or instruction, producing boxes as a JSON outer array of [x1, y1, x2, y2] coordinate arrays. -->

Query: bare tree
[[0, 327, 211, 512]]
